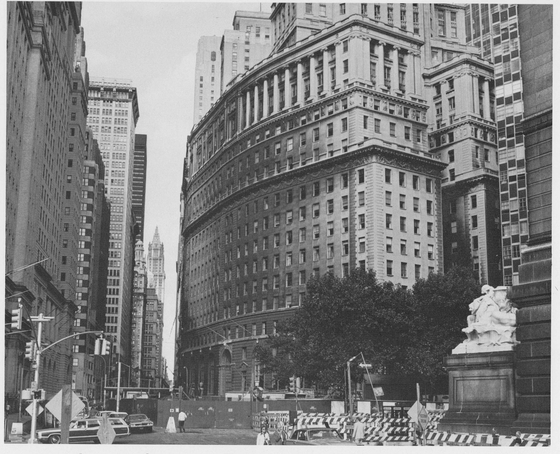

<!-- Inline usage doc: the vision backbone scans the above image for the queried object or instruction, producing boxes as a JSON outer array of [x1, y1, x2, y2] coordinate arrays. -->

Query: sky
[[80, 1, 269, 380]]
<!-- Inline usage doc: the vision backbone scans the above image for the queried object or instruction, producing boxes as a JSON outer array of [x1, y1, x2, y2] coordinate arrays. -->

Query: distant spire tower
[[147, 226, 165, 303]]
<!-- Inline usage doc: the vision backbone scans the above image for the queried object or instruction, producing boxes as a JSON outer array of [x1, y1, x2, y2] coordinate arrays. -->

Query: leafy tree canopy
[[254, 266, 480, 395]]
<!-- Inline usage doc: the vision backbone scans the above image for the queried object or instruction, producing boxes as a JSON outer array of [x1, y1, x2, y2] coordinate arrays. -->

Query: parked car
[[96, 411, 128, 420], [37, 417, 130, 444], [125, 413, 154, 432], [285, 428, 350, 446]]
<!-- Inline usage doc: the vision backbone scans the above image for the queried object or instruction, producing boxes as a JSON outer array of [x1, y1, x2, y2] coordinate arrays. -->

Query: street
[[113, 427, 258, 445]]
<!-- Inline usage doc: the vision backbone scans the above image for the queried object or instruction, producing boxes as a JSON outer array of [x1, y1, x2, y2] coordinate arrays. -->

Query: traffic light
[[289, 376, 296, 392], [102, 339, 111, 355], [94, 337, 102, 355], [10, 306, 22, 329], [295, 377, 301, 391], [25, 341, 35, 360]]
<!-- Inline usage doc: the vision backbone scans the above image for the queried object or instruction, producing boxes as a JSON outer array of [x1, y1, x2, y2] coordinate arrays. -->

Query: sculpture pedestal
[[438, 351, 516, 435]]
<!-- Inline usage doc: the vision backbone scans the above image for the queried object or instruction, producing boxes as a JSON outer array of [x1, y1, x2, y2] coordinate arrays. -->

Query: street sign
[[358, 363, 372, 368], [25, 403, 43, 416], [418, 406, 429, 432], [97, 415, 116, 444], [407, 400, 428, 431], [45, 389, 85, 421]]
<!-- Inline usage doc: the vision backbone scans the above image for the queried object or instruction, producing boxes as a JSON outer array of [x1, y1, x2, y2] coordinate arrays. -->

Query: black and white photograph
[[4, 1, 555, 449]]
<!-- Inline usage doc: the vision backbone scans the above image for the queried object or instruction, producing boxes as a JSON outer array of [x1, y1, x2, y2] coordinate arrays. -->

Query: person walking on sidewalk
[[256, 425, 270, 445], [177, 410, 187, 433]]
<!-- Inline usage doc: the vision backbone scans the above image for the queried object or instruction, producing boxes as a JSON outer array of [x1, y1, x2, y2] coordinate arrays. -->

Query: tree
[[406, 265, 480, 393], [255, 266, 480, 396]]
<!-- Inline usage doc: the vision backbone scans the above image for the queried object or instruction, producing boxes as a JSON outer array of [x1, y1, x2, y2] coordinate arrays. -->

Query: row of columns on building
[[237, 36, 422, 129], [431, 74, 492, 123]]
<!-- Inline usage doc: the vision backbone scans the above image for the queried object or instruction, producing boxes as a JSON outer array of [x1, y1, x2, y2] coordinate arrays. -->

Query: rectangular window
[[472, 215, 478, 229], [401, 262, 407, 278], [327, 221, 334, 236], [342, 218, 349, 233], [358, 168, 365, 183], [400, 239, 407, 255], [358, 214, 366, 229], [428, 244, 434, 260], [358, 191, 365, 206], [413, 197, 419, 212], [342, 195, 348, 210], [385, 168, 391, 183], [313, 224, 320, 239], [414, 242, 420, 257], [400, 216, 407, 232], [374, 118, 381, 133], [386, 214, 393, 229], [386, 260, 393, 276], [471, 194, 478, 208], [326, 177, 334, 193], [390, 122, 396, 137], [313, 203, 320, 217], [400, 194, 406, 209], [427, 222, 434, 237], [313, 181, 320, 196], [414, 219, 420, 234], [472, 235, 479, 250], [327, 123, 334, 137], [399, 172, 406, 187], [426, 178, 433, 193]]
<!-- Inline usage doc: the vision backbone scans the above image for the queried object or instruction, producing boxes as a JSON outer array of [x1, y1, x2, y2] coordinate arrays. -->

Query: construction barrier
[[295, 411, 551, 446]]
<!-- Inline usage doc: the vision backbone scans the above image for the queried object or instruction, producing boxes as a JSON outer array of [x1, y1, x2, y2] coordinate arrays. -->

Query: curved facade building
[[177, 5, 489, 398]]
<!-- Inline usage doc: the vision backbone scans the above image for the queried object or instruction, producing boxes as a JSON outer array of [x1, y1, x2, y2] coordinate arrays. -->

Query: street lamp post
[[347, 354, 360, 416], [26, 318, 102, 444], [116, 361, 131, 412]]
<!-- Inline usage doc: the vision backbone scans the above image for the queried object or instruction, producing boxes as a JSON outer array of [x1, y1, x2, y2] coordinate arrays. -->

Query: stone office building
[[177, 4, 502, 398]]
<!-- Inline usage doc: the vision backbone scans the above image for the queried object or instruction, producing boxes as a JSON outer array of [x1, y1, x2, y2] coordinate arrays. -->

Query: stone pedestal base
[[438, 351, 516, 435]]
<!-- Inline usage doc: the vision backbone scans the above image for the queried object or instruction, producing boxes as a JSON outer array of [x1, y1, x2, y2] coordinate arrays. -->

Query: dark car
[[36, 417, 129, 444], [125, 413, 154, 432], [285, 428, 350, 446]]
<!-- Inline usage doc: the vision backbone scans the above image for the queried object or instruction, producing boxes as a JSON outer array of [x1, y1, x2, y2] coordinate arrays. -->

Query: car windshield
[[309, 430, 339, 439], [128, 414, 147, 421]]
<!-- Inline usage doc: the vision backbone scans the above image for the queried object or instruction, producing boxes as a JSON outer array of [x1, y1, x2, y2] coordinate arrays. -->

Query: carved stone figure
[[452, 285, 518, 354]]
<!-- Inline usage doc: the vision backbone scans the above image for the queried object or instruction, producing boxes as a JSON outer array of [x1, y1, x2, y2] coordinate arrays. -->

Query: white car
[[36, 417, 130, 444]]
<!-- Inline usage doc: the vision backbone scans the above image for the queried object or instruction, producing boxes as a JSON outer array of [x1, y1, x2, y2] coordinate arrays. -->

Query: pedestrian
[[277, 420, 287, 445], [256, 425, 270, 445], [352, 416, 365, 446], [177, 410, 187, 433]]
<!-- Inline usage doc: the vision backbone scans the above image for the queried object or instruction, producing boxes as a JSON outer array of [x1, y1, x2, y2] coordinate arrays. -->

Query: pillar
[[335, 41, 344, 88], [322, 47, 330, 94], [237, 94, 244, 132], [296, 60, 304, 105], [362, 37, 371, 84], [273, 72, 280, 114], [405, 51, 414, 95], [262, 78, 269, 119], [284, 66, 291, 109], [375, 41, 385, 88], [245, 90, 251, 128], [473, 76, 480, 117], [482, 79, 491, 119], [254, 84, 259, 123], [309, 54, 318, 100], [390, 46, 400, 92]]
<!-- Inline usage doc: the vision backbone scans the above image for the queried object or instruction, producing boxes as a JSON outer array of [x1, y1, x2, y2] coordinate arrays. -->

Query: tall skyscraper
[[132, 134, 148, 241], [6, 2, 82, 398], [193, 36, 222, 123], [142, 288, 164, 388], [220, 11, 272, 93], [509, 4, 552, 434], [147, 227, 166, 303], [131, 240, 148, 387], [86, 78, 140, 363], [424, 5, 501, 285], [179, 4, 469, 397], [464, 4, 528, 286]]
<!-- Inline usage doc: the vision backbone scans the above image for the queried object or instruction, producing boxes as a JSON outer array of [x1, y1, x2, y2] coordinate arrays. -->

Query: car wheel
[[48, 434, 61, 444]]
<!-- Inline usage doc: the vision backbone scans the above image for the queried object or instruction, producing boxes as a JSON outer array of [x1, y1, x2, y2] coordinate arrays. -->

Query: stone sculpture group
[[452, 285, 518, 354]]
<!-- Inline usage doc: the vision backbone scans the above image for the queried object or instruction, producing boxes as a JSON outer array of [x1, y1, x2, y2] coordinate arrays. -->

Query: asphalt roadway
[[115, 427, 259, 445]]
